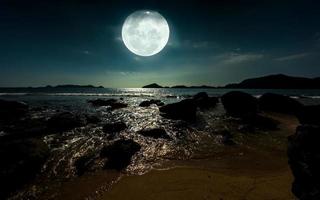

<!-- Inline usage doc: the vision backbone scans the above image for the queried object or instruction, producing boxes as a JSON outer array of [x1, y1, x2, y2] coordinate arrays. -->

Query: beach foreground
[[0, 89, 316, 199], [101, 112, 296, 200]]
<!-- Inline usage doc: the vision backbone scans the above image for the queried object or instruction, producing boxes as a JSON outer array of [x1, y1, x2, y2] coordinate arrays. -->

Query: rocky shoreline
[[0, 91, 318, 199]]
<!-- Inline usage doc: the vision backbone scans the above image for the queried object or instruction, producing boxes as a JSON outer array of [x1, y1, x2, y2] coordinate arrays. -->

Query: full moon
[[122, 10, 170, 57]]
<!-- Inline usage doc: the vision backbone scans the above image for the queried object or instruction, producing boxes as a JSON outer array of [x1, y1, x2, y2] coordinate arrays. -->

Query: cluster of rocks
[[159, 92, 218, 122], [0, 99, 103, 199], [1, 91, 316, 199], [139, 99, 164, 107], [288, 104, 320, 199]]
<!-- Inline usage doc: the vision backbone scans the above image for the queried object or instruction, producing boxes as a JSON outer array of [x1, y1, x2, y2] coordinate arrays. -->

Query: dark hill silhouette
[[142, 83, 163, 88], [225, 74, 320, 89]]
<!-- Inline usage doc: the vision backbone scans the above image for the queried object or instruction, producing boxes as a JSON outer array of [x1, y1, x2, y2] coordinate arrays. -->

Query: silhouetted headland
[[142, 74, 320, 89]]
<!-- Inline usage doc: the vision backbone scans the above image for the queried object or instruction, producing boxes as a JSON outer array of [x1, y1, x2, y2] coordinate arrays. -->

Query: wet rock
[[193, 92, 218, 109], [288, 125, 320, 200], [100, 139, 141, 170], [102, 122, 127, 134], [296, 105, 320, 125], [159, 99, 197, 121], [47, 112, 86, 133], [88, 98, 117, 106], [221, 91, 258, 117], [0, 99, 28, 121], [137, 128, 170, 139], [0, 138, 49, 199], [74, 152, 96, 176], [2, 117, 48, 137], [85, 114, 101, 124], [88, 98, 127, 110], [139, 99, 164, 107], [193, 92, 209, 100], [259, 93, 303, 114]]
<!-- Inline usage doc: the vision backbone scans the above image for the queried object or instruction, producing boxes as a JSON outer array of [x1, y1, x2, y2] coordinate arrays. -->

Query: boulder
[[74, 152, 96, 176], [100, 139, 141, 170], [0, 138, 49, 199], [159, 99, 197, 121], [193, 92, 208, 100], [139, 99, 164, 107], [296, 105, 320, 125], [137, 128, 170, 139], [258, 93, 303, 114], [2, 117, 48, 137], [0, 99, 28, 121], [85, 114, 101, 124], [47, 112, 85, 133], [192, 92, 218, 109], [102, 122, 127, 134], [288, 125, 320, 200], [221, 91, 258, 117]]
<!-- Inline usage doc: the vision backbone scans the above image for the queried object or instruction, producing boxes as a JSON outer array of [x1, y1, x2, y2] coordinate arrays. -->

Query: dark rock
[[258, 93, 303, 114], [221, 91, 258, 117], [139, 99, 164, 107], [47, 112, 85, 133], [137, 128, 170, 139], [109, 102, 128, 110], [159, 99, 197, 121], [88, 99, 117, 107], [103, 122, 127, 134], [288, 125, 320, 200], [193, 92, 209, 100], [296, 105, 320, 125], [197, 97, 218, 110], [2, 117, 48, 137], [0, 138, 49, 199], [74, 152, 96, 176], [100, 139, 141, 170], [192, 92, 218, 110], [85, 114, 101, 124], [0, 99, 28, 121]]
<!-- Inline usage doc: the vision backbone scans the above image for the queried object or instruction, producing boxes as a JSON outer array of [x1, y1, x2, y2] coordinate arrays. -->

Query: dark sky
[[1, 0, 320, 87]]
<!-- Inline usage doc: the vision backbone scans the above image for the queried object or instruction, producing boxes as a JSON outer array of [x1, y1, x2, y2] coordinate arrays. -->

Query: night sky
[[1, 0, 320, 87]]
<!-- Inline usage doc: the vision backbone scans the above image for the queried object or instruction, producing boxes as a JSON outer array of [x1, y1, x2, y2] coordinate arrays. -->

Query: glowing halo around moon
[[121, 10, 170, 57]]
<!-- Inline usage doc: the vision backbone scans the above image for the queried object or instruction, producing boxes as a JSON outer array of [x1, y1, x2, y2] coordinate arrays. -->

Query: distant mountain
[[0, 85, 104, 93], [225, 74, 320, 89], [171, 85, 216, 88], [142, 83, 163, 88]]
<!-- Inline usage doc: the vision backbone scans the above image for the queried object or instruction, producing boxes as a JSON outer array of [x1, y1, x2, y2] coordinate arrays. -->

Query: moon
[[122, 10, 170, 57]]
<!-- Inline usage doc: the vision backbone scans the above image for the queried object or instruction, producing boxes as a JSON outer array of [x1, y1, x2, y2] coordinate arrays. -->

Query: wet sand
[[100, 167, 294, 200], [98, 112, 298, 200]]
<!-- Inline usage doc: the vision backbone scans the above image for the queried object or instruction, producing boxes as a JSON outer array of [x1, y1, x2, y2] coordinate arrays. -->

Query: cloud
[[221, 53, 264, 64], [274, 53, 310, 62]]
